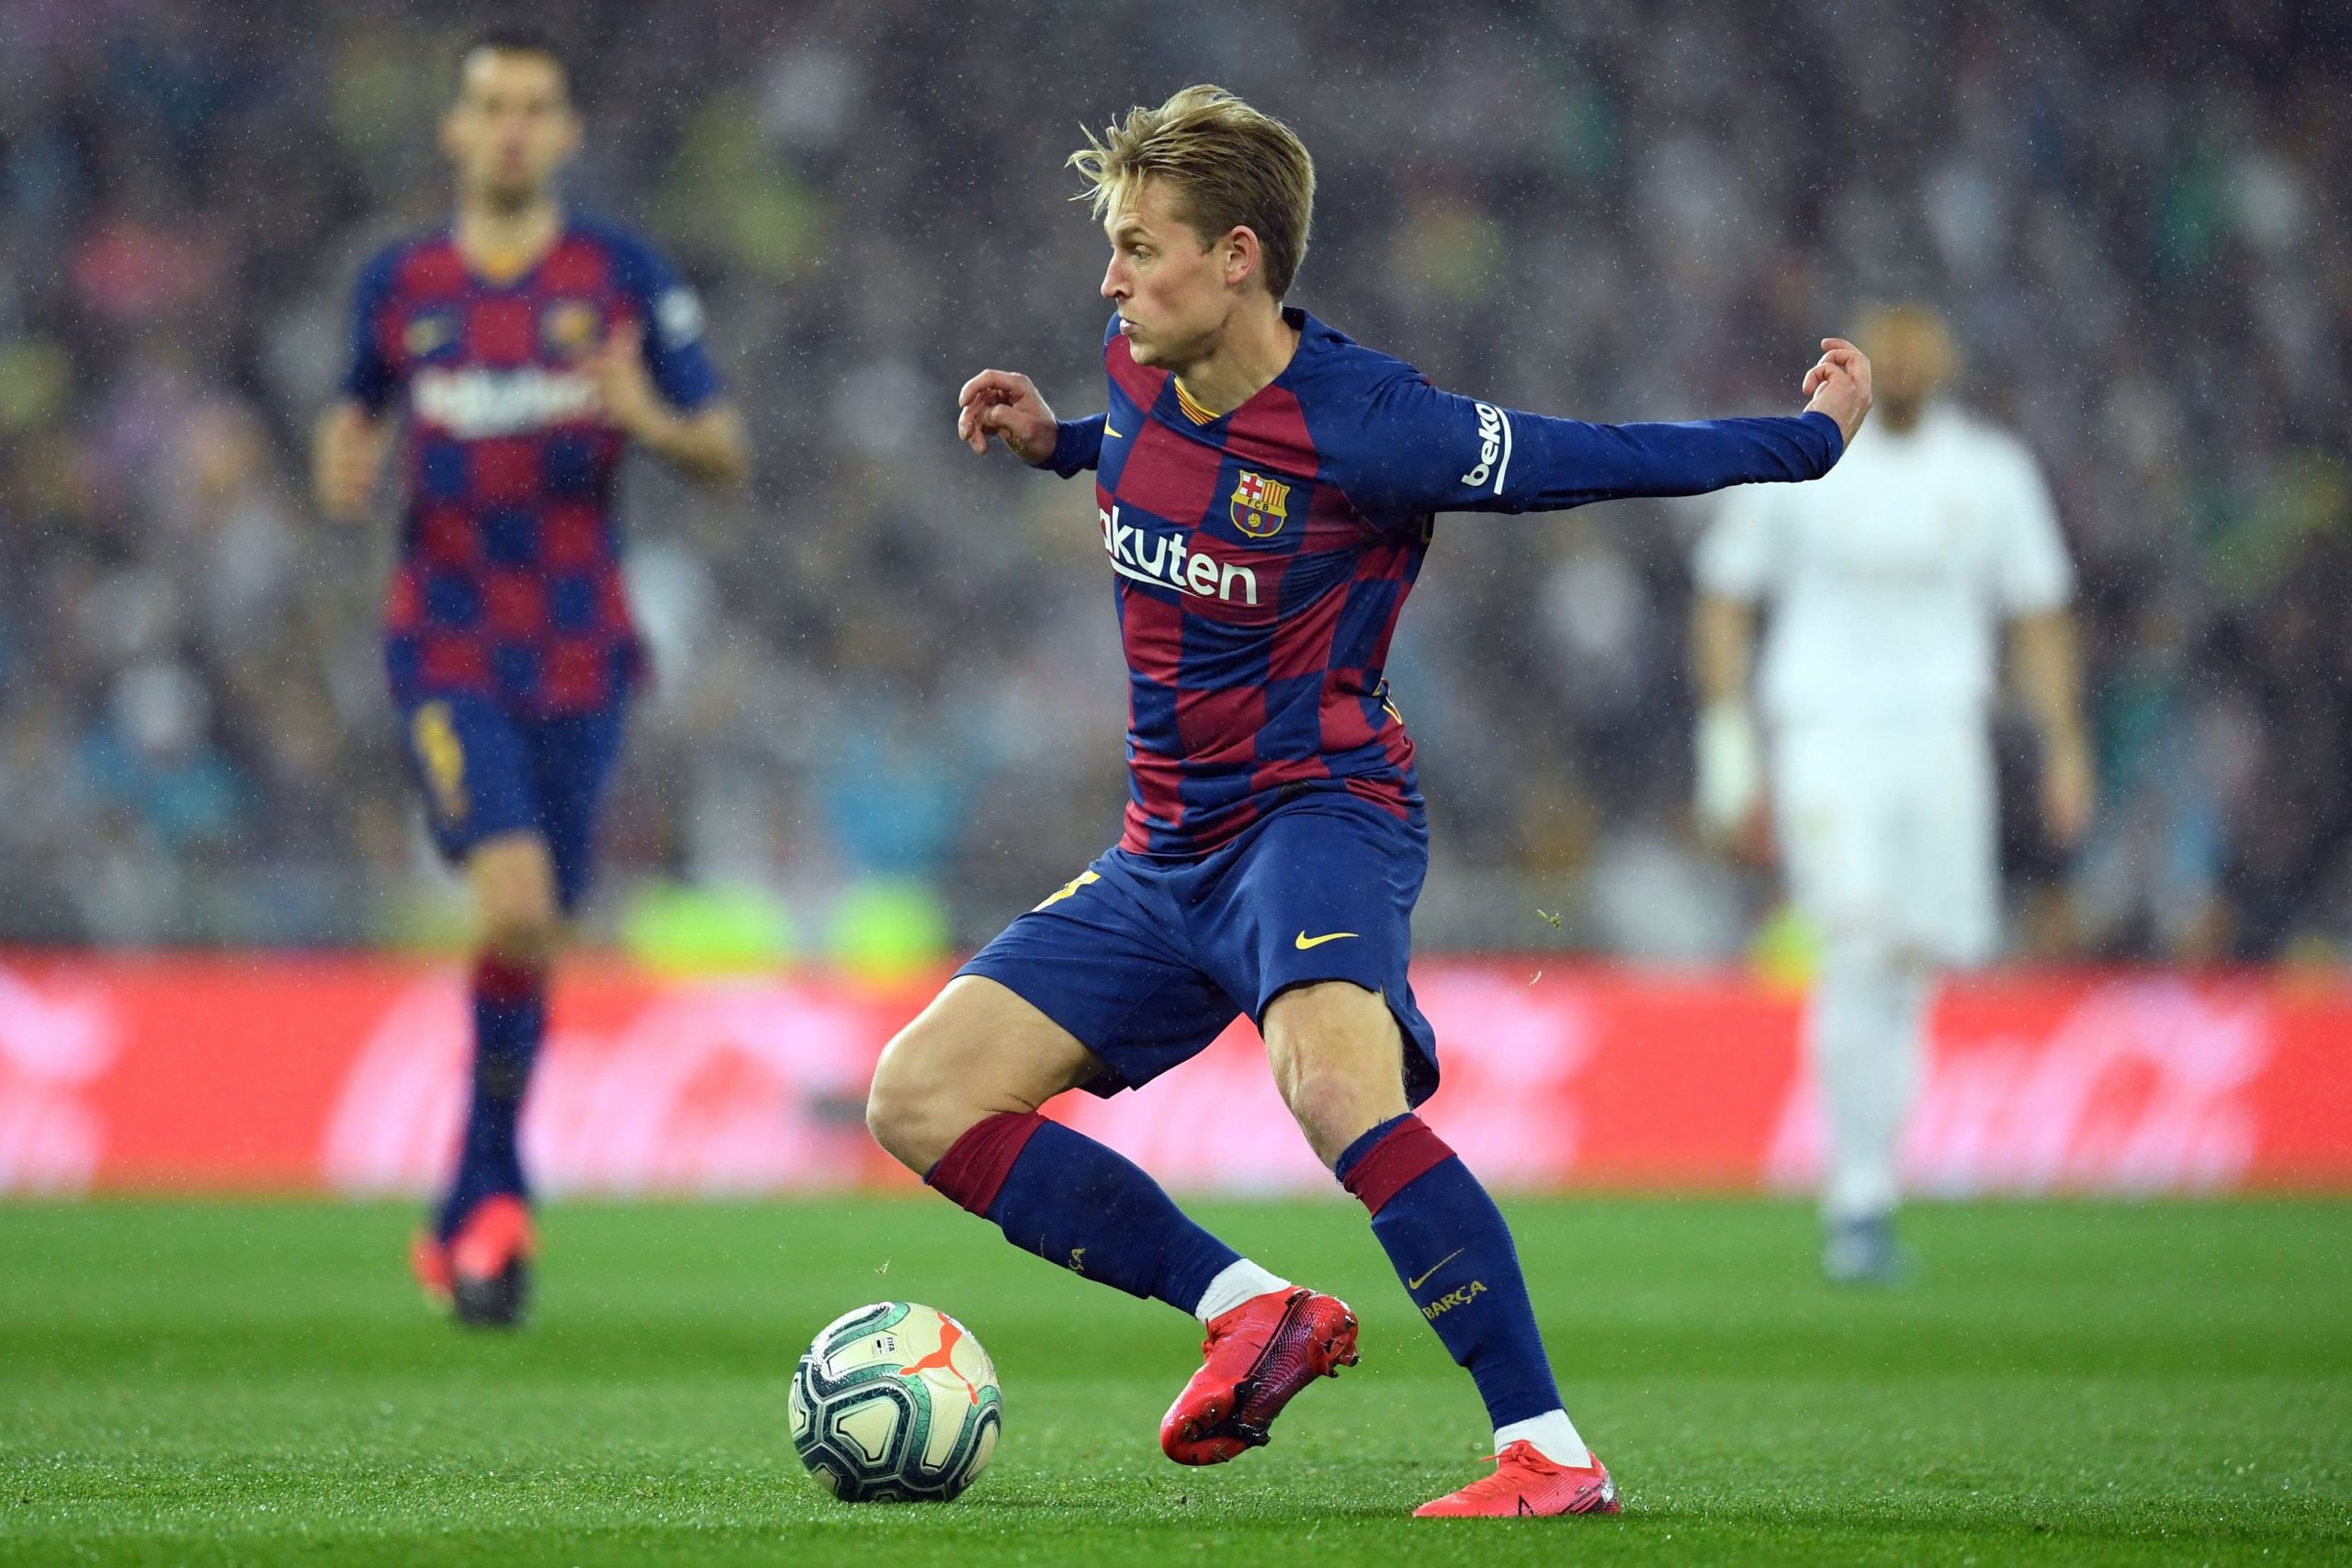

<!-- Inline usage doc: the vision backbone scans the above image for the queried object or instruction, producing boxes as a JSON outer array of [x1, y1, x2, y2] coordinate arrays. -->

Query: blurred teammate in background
[[1691, 304, 2088, 1284], [865, 85, 1871, 1517], [312, 27, 748, 1326]]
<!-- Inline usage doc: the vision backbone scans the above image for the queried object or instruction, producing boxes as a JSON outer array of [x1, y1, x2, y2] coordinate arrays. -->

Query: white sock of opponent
[[1810, 936, 1937, 1223], [1494, 1408, 1590, 1468], [1193, 1258, 1290, 1323]]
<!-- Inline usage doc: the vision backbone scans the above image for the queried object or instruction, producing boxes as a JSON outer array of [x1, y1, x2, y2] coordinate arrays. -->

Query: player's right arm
[[313, 400, 393, 521], [1690, 487, 1780, 853], [2012, 609, 2093, 846], [316, 246, 403, 521], [1690, 592, 1766, 845], [956, 369, 1104, 477], [1991, 441, 2092, 846]]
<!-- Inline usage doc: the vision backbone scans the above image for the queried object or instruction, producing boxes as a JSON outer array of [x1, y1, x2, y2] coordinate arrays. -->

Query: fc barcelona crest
[[1230, 469, 1291, 539], [403, 310, 457, 359], [541, 299, 604, 355]]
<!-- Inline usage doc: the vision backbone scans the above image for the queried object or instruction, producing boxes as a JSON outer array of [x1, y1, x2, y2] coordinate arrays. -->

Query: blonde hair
[[1069, 85, 1316, 299]]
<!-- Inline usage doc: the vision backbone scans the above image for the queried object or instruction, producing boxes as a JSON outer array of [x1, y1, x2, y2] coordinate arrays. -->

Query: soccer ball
[[789, 1301, 1001, 1502]]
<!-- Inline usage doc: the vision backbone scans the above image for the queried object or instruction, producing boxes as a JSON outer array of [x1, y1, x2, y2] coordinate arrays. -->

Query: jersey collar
[[449, 210, 572, 291]]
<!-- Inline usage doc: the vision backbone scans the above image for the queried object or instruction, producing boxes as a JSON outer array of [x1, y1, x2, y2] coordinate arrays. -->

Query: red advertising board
[[1, 954, 2346, 1195]]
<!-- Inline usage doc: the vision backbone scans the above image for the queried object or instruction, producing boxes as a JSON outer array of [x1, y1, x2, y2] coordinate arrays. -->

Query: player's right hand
[[956, 369, 1057, 464], [313, 402, 390, 521], [2041, 732, 2095, 847], [1695, 701, 1772, 862]]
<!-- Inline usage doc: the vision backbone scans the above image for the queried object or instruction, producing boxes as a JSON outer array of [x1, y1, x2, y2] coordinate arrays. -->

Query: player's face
[[442, 50, 580, 210], [1860, 311, 1955, 420], [1101, 179, 1244, 370]]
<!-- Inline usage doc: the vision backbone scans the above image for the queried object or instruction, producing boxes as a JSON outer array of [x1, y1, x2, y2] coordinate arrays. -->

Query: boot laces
[[1454, 1441, 1567, 1498]]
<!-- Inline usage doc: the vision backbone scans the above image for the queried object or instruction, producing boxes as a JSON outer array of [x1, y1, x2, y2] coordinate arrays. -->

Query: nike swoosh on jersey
[[1104, 423, 1124, 438], [1408, 1248, 1465, 1291], [1294, 931, 1360, 950]]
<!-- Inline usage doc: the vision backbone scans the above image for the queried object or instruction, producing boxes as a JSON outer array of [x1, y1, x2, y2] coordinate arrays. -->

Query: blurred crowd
[[0, 0, 2345, 963]]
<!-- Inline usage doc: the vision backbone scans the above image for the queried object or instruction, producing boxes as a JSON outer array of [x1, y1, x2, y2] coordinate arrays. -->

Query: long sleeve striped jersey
[[1046, 308, 1844, 858]]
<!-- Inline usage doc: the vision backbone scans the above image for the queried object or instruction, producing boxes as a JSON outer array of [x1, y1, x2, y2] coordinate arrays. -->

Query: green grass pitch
[[4, 1196, 2347, 1565]]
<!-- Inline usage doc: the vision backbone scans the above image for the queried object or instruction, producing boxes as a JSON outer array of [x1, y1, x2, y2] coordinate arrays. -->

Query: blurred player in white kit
[[1690, 304, 2093, 1283]]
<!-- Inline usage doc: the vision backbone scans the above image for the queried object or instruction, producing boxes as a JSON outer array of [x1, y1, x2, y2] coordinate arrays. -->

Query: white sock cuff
[[1193, 1258, 1290, 1323], [1493, 1409, 1589, 1468]]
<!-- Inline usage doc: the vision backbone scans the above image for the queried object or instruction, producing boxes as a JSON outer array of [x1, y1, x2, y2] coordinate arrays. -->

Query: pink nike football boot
[[410, 1194, 535, 1328], [1159, 1286, 1359, 1464], [1414, 1440, 1621, 1517]]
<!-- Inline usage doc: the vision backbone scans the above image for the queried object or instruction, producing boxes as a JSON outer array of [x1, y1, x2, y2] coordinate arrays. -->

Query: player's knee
[[1284, 1075, 1363, 1163], [469, 837, 562, 965], [868, 977, 1098, 1176], [480, 908, 560, 968], [865, 1023, 969, 1174], [1284, 1066, 1400, 1167], [862, 1070, 926, 1172], [1265, 983, 1408, 1167]]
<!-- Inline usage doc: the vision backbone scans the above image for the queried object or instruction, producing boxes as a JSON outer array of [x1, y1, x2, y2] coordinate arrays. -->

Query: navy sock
[[929, 1112, 1240, 1315], [1336, 1113, 1565, 1427], [437, 956, 546, 1239]]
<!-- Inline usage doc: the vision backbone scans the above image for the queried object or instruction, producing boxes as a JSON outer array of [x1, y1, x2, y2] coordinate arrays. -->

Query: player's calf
[[1334, 1112, 1603, 1486], [875, 979, 1258, 1311], [922, 1104, 1349, 1464], [432, 954, 547, 1239]]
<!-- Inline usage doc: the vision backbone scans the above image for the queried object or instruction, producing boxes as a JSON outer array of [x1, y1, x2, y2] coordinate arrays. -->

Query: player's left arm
[[594, 238, 749, 489], [1343, 340, 1871, 521], [583, 318, 748, 489], [2011, 609, 2093, 846], [1997, 446, 2092, 845]]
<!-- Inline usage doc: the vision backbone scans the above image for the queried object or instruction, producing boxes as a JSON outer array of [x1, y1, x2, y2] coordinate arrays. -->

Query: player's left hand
[[582, 318, 666, 438], [1802, 337, 1872, 445], [2042, 734, 2095, 847]]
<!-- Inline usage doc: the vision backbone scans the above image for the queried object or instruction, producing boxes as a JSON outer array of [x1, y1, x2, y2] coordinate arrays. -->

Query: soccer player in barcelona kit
[[866, 85, 1872, 1517], [313, 28, 748, 1326]]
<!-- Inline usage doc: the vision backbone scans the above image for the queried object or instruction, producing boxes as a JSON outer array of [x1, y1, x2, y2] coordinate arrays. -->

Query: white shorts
[[1770, 717, 1998, 965]]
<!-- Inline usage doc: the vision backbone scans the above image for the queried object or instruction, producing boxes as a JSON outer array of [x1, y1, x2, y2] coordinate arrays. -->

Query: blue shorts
[[960, 793, 1440, 1105], [397, 692, 628, 914]]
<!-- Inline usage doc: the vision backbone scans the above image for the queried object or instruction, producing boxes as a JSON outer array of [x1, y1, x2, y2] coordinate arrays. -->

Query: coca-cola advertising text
[[2, 954, 2345, 1196]]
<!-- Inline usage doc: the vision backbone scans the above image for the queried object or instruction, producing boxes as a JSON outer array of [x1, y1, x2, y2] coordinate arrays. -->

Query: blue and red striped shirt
[[1049, 309, 1844, 857], [343, 216, 721, 716]]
